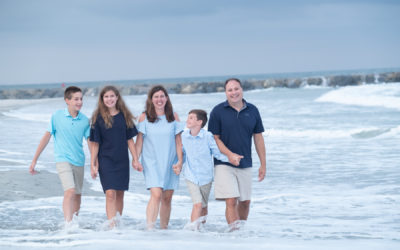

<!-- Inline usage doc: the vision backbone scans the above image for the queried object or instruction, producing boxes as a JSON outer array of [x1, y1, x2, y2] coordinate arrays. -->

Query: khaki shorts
[[56, 162, 84, 194], [214, 164, 252, 201], [186, 180, 212, 208]]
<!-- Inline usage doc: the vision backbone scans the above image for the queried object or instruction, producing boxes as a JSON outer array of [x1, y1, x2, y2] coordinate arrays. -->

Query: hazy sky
[[0, 0, 399, 85]]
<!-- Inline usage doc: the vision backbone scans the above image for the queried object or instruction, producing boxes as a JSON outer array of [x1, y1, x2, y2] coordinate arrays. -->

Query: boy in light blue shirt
[[29, 86, 91, 223], [173, 109, 228, 227]]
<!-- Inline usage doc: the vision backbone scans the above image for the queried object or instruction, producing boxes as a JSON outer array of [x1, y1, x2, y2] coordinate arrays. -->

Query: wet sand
[[0, 170, 102, 202]]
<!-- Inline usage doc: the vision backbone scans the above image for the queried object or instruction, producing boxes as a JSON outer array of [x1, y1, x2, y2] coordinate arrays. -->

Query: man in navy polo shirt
[[208, 78, 266, 230]]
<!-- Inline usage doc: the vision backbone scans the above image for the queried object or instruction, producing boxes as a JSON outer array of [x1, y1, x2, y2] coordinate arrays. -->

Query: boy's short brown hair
[[64, 86, 82, 100], [189, 109, 208, 128]]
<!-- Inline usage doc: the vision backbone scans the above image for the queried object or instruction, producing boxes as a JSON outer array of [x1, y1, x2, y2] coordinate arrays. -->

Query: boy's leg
[[191, 203, 203, 222], [73, 194, 82, 216], [63, 188, 76, 222], [71, 165, 84, 216], [57, 162, 81, 222], [199, 182, 212, 223], [201, 206, 208, 219], [186, 180, 204, 222]]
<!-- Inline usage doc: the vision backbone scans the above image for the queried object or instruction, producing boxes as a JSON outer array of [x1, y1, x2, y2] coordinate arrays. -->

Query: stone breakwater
[[1, 71, 400, 99]]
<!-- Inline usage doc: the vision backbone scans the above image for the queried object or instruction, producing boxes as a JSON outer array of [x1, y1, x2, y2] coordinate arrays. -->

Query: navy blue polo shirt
[[208, 99, 264, 168]]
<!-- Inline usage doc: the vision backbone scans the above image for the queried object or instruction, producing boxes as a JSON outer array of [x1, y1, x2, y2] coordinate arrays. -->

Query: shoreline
[[1, 170, 102, 202], [0, 71, 399, 99]]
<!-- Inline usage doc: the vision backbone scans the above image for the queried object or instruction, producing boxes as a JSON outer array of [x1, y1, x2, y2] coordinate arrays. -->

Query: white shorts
[[186, 180, 212, 208], [56, 162, 84, 194], [214, 164, 252, 201]]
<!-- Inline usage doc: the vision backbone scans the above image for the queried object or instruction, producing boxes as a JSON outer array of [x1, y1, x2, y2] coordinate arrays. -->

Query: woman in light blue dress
[[135, 85, 184, 229]]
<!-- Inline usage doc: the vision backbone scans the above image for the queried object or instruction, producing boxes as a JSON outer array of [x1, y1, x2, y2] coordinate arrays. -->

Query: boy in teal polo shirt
[[29, 86, 91, 223]]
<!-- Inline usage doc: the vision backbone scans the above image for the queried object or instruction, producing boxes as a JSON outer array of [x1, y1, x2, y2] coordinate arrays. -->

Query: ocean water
[[0, 83, 399, 249]]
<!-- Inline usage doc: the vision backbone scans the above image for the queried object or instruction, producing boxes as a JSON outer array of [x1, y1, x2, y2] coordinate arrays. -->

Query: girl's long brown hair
[[91, 86, 135, 129], [145, 85, 175, 123]]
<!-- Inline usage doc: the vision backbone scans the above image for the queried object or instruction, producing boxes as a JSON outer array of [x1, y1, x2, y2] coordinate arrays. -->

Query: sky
[[0, 0, 399, 85]]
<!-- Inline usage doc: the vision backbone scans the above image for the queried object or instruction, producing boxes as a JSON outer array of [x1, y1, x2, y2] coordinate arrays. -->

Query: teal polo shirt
[[47, 108, 90, 167]]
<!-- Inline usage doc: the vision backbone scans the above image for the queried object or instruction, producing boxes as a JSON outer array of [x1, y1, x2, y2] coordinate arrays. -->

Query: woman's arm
[[172, 112, 183, 175], [135, 113, 146, 158]]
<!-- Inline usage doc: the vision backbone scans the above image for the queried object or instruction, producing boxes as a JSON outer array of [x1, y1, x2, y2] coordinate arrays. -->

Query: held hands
[[91, 159, 98, 179], [132, 160, 143, 172], [228, 153, 244, 166], [172, 162, 183, 175]]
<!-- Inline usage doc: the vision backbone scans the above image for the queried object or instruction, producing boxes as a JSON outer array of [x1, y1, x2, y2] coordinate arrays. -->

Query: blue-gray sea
[[0, 81, 399, 249]]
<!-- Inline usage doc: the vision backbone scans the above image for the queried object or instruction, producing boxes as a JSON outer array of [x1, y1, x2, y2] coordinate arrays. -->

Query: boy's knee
[[193, 203, 202, 210], [64, 188, 76, 198]]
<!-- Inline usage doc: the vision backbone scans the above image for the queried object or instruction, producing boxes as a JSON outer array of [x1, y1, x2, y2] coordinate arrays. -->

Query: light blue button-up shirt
[[181, 128, 228, 186]]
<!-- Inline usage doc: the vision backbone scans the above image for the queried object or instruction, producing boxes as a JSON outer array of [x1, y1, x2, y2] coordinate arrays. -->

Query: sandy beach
[[0, 170, 102, 202]]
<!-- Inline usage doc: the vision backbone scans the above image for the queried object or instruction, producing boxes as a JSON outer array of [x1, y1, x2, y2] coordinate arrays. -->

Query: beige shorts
[[186, 180, 212, 208], [56, 162, 84, 194], [214, 164, 252, 201]]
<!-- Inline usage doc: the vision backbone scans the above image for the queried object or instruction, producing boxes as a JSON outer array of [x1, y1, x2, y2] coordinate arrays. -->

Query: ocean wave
[[267, 126, 397, 139], [2, 110, 51, 122], [0, 149, 25, 155], [315, 83, 400, 110]]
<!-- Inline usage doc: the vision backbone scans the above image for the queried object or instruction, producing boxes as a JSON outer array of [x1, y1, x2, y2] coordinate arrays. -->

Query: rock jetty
[[1, 71, 399, 99]]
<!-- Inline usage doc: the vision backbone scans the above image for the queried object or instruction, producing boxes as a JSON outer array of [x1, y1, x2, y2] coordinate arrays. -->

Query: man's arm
[[29, 131, 51, 174], [213, 135, 243, 166], [253, 133, 266, 181]]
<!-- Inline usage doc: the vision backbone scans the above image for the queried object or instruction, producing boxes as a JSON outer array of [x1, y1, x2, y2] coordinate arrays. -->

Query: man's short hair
[[189, 109, 208, 128], [64, 86, 82, 100], [224, 78, 242, 90]]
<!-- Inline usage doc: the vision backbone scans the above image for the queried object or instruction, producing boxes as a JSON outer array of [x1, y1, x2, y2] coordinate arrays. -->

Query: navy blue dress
[[90, 113, 138, 193]]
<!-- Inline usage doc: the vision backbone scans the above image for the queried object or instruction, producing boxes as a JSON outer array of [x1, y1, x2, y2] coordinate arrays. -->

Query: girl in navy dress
[[90, 86, 143, 227]]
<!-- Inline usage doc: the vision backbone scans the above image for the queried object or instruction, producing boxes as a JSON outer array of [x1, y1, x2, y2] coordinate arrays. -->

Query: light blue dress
[[137, 115, 184, 190]]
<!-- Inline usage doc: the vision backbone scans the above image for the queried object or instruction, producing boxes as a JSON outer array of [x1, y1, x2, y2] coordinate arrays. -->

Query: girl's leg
[[160, 190, 174, 229], [116, 190, 125, 216], [146, 188, 162, 229], [105, 189, 117, 220]]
